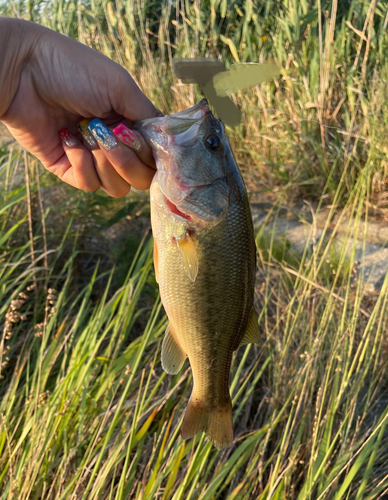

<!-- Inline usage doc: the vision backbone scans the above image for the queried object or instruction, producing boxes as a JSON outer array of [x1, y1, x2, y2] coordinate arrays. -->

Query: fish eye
[[205, 134, 221, 151]]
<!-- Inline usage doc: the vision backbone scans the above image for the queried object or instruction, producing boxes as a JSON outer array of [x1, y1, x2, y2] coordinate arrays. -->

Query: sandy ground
[[0, 122, 13, 145], [0, 122, 11, 136]]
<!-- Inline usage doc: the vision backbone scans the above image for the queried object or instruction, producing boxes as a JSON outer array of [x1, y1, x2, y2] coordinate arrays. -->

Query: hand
[[0, 18, 161, 197]]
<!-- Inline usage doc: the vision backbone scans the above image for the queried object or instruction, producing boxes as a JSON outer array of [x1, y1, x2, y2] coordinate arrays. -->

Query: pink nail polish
[[113, 124, 141, 151], [59, 128, 77, 147]]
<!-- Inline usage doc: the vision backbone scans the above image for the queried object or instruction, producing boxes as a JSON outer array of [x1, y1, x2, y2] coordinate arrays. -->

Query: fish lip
[[169, 98, 210, 119], [133, 99, 211, 140], [133, 99, 214, 171]]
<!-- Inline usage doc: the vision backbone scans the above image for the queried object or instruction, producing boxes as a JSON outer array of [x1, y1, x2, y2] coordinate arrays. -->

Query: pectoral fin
[[153, 239, 159, 283], [176, 232, 198, 282], [161, 324, 187, 374], [239, 308, 260, 347]]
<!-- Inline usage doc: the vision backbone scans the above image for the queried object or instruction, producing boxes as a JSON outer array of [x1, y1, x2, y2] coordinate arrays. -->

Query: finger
[[88, 119, 155, 190], [77, 120, 131, 198], [112, 124, 155, 169], [78, 117, 156, 170], [90, 148, 132, 198], [77, 120, 99, 150], [49, 128, 101, 191]]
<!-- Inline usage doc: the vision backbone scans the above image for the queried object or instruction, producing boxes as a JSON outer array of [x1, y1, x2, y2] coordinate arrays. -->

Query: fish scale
[[135, 99, 259, 449]]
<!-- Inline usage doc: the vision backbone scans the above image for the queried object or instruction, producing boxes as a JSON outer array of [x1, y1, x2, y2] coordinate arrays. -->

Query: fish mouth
[[136, 99, 230, 226], [135, 99, 210, 134], [134, 99, 211, 150]]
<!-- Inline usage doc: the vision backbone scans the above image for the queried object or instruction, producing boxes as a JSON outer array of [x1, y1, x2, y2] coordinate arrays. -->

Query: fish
[[134, 99, 259, 449]]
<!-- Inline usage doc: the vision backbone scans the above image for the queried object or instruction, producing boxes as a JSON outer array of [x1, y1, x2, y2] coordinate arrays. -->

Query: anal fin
[[161, 324, 186, 374], [239, 307, 260, 347]]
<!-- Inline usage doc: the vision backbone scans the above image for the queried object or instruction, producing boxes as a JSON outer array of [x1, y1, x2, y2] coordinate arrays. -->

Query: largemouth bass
[[135, 99, 259, 449]]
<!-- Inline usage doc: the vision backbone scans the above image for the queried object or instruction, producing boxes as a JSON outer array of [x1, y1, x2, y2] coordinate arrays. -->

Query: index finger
[[88, 118, 155, 190]]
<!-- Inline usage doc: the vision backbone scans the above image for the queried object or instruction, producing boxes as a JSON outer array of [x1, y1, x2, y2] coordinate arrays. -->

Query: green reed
[[1, 1, 388, 498]]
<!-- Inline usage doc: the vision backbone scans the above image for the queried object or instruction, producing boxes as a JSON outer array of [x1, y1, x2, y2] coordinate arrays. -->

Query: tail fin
[[181, 397, 233, 449]]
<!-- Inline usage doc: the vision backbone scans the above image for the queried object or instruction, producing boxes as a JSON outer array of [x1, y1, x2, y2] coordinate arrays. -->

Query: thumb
[[110, 66, 163, 122]]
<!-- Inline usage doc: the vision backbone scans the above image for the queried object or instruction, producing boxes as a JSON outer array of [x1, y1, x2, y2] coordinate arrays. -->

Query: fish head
[[135, 99, 231, 226]]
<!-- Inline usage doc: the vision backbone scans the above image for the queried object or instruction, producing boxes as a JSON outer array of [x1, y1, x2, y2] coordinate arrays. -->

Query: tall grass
[[1, 0, 388, 498], [1, 127, 388, 499], [2, 0, 388, 204]]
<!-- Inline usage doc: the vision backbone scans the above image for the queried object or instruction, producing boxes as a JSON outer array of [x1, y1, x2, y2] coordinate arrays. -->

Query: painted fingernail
[[113, 124, 142, 152], [77, 120, 98, 147], [58, 128, 77, 147], [88, 118, 118, 151]]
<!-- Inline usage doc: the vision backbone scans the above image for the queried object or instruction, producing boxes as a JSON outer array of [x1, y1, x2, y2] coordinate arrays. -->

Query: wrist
[[0, 18, 39, 120]]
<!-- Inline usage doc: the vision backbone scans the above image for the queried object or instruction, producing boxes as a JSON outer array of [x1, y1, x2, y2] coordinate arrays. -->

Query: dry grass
[[1, 0, 388, 498]]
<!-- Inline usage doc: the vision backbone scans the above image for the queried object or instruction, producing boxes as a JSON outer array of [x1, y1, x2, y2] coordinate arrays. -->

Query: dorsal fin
[[239, 307, 260, 347]]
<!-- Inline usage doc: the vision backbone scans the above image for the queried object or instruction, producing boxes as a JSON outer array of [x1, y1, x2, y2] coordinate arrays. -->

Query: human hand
[[0, 18, 161, 197]]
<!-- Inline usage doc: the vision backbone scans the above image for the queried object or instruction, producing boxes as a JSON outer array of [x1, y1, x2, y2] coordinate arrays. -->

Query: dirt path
[[251, 200, 388, 295]]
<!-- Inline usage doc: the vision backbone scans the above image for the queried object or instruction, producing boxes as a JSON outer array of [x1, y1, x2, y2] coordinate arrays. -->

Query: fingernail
[[113, 124, 142, 152], [58, 128, 77, 147], [77, 120, 98, 147], [88, 118, 118, 151]]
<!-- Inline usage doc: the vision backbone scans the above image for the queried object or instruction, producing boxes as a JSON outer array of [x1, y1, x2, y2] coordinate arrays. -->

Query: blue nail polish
[[88, 118, 118, 151], [78, 120, 98, 147]]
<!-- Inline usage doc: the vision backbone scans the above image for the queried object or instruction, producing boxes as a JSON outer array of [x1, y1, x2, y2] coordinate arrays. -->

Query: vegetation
[[1, 0, 388, 498]]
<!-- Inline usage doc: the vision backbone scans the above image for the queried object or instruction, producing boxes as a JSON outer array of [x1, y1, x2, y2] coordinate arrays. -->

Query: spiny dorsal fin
[[239, 307, 260, 347], [161, 324, 187, 374], [176, 231, 198, 282]]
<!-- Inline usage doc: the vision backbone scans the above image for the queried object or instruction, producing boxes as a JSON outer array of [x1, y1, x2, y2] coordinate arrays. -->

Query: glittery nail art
[[88, 119, 118, 151], [77, 120, 98, 147], [58, 128, 77, 147], [113, 124, 142, 152]]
